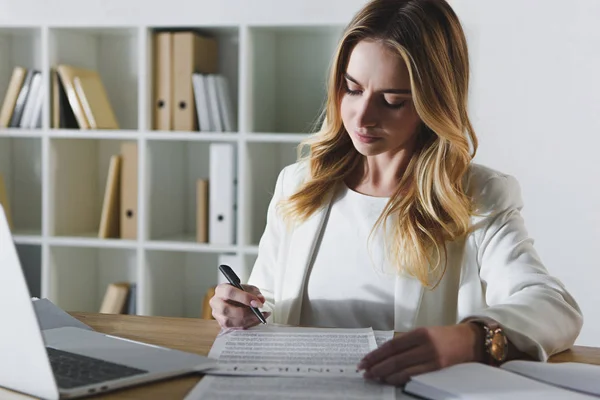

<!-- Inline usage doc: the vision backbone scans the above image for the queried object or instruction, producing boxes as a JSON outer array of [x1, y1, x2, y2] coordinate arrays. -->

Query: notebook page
[[502, 360, 600, 397], [404, 362, 596, 400]]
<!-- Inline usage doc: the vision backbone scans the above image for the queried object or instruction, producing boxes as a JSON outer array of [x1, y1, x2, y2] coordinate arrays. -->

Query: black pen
[[218, 264, 267, 324]]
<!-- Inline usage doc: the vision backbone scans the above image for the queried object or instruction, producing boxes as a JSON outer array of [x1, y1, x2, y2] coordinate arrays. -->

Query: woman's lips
[[355, 131, 381, 144]]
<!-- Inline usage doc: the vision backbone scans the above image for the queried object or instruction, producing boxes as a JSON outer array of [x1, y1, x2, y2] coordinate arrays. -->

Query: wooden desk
[[4, 313, 600, 399]]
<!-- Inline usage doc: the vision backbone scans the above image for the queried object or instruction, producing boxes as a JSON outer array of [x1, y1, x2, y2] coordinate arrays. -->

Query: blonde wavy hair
[[279, 0, 478, 288]]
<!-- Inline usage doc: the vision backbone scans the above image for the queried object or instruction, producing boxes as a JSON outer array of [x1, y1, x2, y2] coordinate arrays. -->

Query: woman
[[210, 0, 583, 386]]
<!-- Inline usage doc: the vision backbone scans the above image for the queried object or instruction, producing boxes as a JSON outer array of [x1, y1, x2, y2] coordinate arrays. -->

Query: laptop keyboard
[[47, 347, 148, 389]]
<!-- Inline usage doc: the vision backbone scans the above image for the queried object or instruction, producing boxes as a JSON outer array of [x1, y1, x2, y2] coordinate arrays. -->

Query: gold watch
[[469, 318, 508, 366]]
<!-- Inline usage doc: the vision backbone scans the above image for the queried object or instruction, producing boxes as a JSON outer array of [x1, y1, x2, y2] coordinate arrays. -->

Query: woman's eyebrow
[[344, 72, 411, 94]]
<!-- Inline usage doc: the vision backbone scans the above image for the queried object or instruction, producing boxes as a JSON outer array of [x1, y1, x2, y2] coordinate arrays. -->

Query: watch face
[[490, 330, 508, 361]]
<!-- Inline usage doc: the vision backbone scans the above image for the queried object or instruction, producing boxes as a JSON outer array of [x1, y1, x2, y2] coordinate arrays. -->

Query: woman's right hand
[[209, 283, 271, 329]]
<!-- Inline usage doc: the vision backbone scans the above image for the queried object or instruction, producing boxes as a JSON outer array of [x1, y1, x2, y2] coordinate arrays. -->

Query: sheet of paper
[[206, 325, 377, 377], [374, 330, 394, 348], [185, 376, 395, 400], [404, 362, 596, 400], [501, 360, 600, 397]]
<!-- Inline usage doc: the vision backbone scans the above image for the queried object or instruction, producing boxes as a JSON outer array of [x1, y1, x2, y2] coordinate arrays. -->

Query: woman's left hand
[[357, 323, 484, 386]]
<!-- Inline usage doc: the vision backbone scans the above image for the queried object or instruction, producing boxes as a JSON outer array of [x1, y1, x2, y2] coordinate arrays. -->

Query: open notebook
[[404, 361, 600, 399]]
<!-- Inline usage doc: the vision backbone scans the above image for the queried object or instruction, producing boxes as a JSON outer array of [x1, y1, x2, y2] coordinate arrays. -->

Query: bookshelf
[[0, 0, 369, 318]]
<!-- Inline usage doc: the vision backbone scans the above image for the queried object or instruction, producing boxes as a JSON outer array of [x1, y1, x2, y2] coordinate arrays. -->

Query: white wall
[[451, 0, 600, 346]]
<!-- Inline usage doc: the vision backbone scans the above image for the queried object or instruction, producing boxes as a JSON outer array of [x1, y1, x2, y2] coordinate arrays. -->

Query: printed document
[[374, 330, 394, 348], [184, 376, 396, 400], [205, 325, 378, 377]]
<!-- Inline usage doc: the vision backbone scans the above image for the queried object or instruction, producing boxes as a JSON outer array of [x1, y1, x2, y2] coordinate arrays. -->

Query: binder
[[0, 67, 27, 128], [172, 31, 218, 131], [196, 178, 209, 243], [192, 73, 213, 131], [99, 282, 130, 314], [53, 68, 78, 129], [215, 74, 235, 132], [18, 71, 42, 128], [152, 31, 173, 131], [9, 69, 36, 128], [98, 155, 121, 238], [56, 64, 119, 130], [0, 174, 13, 231], [28, 74, 45, 129], [73, 75, 119, 129], [120, 142, 138, 239], [51, 68, 60, 129], [205, 75, 223, 132], [56, 65, 90, 129], [209, 143, 236, 245]]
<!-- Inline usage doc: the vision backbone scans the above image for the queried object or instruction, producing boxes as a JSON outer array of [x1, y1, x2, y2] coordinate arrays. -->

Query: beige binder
[[56, 64, 120, 130], [153, 31, 173, 131], [99, 282, 130, 314], [56, 65, 90, 129], [172, 31, 218, 131], [73, 75, 119, 129], [98, 155, 121, 239], [120, 142, 138, 239], [0, 174, 13, 230], [0, 67, 27, 128], [51, 69, 60, 129], [196, 179, 209, 243]]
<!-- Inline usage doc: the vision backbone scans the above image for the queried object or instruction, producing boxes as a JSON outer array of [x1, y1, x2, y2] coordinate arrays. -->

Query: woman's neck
[[346, 149, 413, 197]]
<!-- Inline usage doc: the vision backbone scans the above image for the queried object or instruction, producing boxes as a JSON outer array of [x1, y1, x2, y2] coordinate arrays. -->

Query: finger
[[215, 283, 263, 307], [210, 297, 246, 321], [242, 311, 272, 328], [381, 361, 438, 386], [363, 345, 431, 380], [243, 285, 266, 302], [359, 328, 427, 370]]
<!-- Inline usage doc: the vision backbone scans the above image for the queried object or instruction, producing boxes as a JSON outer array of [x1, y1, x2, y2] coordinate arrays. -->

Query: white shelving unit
[[0, 0, 369, 318]]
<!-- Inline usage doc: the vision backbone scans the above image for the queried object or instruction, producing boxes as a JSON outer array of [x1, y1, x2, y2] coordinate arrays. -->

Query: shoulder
[[465, 163, 524, 216], [277, 160, 311, 195]]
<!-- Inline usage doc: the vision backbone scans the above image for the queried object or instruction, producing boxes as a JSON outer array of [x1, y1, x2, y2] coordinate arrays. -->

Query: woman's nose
[[355, 97, 377, 128]]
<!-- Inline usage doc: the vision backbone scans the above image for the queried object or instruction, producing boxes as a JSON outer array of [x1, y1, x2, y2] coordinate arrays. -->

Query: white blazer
[[247, 161, 583, 361]]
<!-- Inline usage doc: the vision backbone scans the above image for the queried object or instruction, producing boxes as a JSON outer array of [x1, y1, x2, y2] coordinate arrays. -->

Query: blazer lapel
[[278, 193, 334, 326]]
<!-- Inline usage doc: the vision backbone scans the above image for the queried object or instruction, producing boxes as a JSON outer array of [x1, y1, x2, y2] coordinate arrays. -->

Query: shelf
[[0, 12, 354, 320], [48, 235, 137, 250], [145, 131, 239, 141], [13, 230, 43, 245], [245, 133, 310, 143], [145, 235, 237, 253], [0, 136, 42, 235], [0, 129, 43, 138], [147, 26, 239, 133], [242, 245, 259, 255], [49, 138, 137, 237], [146, 140, 237, 245], [48, 246, 137, 313], [48, 129, 140, 140], [0, 28, 42, 132], [246, 25, 343, 133], [144, 250, 219, 317], [49, 27, 139, 130], [243, 142, 298, 245]]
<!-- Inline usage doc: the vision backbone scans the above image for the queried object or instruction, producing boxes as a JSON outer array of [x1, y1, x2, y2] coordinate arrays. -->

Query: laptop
[[0, 205, 216, 399]]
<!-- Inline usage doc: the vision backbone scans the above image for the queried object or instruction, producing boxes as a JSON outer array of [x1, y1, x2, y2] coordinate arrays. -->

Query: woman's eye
[[345, 87, 362, 96], [384, 100, 406, 109]]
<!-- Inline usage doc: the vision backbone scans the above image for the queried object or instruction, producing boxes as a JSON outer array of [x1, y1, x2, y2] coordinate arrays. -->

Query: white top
[[299, 184, 396, 330]]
